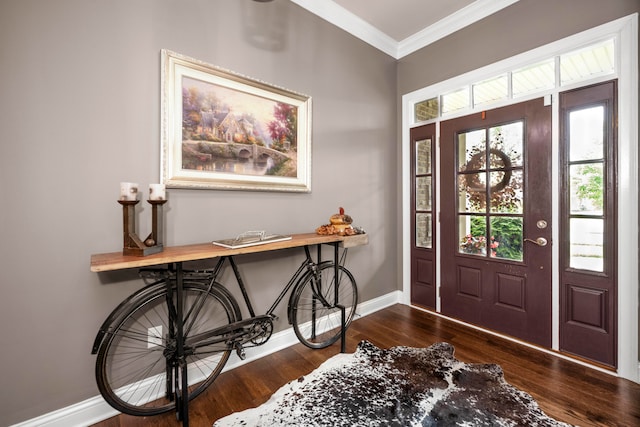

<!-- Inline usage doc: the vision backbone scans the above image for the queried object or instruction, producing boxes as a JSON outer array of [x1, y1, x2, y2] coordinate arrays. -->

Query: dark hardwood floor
[[91, 304, 640, 427]]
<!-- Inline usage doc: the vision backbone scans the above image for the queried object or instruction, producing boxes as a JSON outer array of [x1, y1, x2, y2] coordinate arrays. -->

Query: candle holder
[[118, 199, 167, 256]]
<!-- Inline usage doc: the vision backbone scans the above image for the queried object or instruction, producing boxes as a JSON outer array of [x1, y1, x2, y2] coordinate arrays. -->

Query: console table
[[91, 232, 367, 272], [90, 232, 368, 425]]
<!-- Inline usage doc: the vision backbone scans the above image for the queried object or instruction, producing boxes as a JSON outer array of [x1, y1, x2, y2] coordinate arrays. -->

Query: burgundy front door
[[439, 98, 552, 347]]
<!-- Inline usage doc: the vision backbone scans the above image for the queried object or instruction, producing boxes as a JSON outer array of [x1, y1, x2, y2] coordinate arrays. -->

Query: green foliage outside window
[[470, 216, 523, 260], [573, 164, 604, 210]]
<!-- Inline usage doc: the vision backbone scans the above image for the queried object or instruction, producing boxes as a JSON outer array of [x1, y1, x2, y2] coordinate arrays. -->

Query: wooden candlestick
[[118, 199, 166, 256]]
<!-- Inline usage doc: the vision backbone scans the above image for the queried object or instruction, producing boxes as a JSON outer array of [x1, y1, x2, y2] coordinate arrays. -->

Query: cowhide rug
[[213, 341, 573, 426]]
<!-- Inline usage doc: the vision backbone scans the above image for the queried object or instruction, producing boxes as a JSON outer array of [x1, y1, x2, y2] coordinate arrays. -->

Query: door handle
[[524, 237, 548, 247]]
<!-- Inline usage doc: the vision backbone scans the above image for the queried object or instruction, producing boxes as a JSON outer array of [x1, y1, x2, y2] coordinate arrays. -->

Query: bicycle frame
[[180, 242, 352, 354], [227, 243, 347, 321]]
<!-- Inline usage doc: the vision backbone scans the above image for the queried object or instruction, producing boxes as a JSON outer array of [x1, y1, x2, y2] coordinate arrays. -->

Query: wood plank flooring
[[91, 304, 640, 427]]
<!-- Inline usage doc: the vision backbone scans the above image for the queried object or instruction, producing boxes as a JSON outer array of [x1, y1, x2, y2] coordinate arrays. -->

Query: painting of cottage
[[181, 77, 297, 178]]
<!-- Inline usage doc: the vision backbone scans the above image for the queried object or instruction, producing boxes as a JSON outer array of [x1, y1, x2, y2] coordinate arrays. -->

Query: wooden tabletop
[[90, 233, 368, 272]]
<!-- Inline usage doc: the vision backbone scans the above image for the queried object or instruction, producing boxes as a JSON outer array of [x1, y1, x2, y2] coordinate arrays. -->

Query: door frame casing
[[400, 14, 638, 381]]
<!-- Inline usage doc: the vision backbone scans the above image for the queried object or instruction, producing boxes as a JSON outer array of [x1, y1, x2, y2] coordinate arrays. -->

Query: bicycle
[[90, 242, 358, 418]]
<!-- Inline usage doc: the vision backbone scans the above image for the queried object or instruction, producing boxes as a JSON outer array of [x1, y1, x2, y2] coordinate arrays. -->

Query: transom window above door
[[413, 38, 615, 122]]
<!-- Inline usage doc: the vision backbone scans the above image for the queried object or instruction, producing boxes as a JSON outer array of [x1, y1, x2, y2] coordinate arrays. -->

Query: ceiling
[[289, 0, 520, 59], [332, 0, 477, 42]]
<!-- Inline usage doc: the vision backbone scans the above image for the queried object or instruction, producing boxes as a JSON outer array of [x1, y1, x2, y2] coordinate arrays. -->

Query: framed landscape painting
[[160, 49, 312, 192]]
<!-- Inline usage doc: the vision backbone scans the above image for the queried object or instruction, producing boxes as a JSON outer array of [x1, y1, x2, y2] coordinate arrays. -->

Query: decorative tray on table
[[212, 231, 292, 249]]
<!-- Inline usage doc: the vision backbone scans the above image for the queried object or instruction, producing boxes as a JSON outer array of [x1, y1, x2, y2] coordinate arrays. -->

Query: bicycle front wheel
[[95, 281, 237, 416], [290, 263, 358, 349]]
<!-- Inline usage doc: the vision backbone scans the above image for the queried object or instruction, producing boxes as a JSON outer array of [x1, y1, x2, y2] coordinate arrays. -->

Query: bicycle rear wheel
[[95, 281, 237, 416], [290, 263, 358, 349]]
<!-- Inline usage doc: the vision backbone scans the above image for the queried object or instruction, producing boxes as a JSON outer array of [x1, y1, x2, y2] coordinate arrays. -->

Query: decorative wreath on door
[[463, 148, 513, 193]]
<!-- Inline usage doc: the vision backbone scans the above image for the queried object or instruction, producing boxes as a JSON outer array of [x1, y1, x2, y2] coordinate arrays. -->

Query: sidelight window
[[415, 138, 433, 248]]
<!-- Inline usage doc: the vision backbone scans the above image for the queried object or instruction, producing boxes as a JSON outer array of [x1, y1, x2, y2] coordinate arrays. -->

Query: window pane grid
[[567, 105, 607, 272], [415, 138, 433, 248], [456, 122, 525, 261], [414, 38, 615, 123]]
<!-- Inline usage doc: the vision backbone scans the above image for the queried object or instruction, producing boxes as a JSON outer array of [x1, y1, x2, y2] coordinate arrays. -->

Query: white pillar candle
[[149, 183, 166, 201], [120, 182, 139, 201]]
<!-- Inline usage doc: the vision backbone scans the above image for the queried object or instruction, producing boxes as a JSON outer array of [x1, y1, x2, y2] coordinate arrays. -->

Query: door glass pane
[[569, 106, 604, 161], [458, 130, 486, 171], [416, 176, 432, 210], [490, 217, 523, 261], [416, 213, 432, 248], [490, 170, 523, 214], [489, 122, 523, 167], [459, 215, 487, 256], [459, 173, 486, 213], [570, 164, 604, 215], [415, 138, 432, 175], [569, 218, 604, 272]]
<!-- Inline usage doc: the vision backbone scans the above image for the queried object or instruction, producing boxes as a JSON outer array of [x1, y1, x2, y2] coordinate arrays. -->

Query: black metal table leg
[[332, 243, 347, 353], [175, 262, 189, 427], [339, 304, 346, 353]]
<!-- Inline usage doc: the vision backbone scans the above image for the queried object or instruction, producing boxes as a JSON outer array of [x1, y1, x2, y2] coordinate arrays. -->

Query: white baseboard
[[9, 397, 121, 427], [11, 291, 402, 427]]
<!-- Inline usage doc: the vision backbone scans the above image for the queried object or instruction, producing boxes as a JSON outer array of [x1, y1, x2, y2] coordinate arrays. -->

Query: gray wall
[[0, 0, 397, 424]]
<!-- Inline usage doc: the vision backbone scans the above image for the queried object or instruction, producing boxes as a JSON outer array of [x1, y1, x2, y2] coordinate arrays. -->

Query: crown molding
[[397, 0, 520, 58], [290, 0, 521, 59], [289, 0, 398, 57]]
